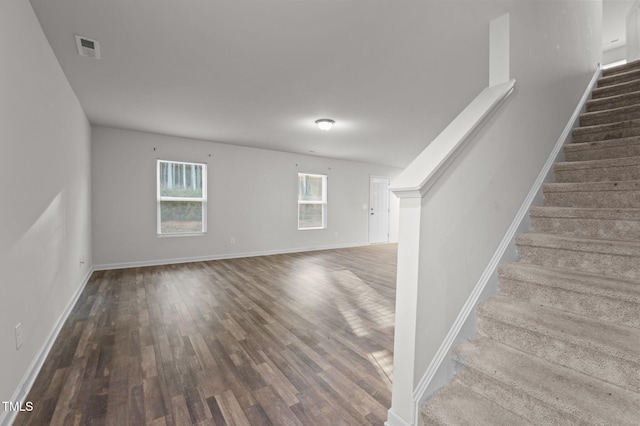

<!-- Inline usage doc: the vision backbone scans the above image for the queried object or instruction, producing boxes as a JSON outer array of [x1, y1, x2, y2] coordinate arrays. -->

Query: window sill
[[157, 232, 207, 238]]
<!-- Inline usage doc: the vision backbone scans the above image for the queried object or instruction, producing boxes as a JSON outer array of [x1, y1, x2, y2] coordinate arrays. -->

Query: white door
[[369, 176, 390, 244]]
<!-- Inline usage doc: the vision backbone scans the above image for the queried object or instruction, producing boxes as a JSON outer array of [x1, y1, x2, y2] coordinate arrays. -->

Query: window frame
[[156, 159, 208, 236], [297, 172, 327, 230]]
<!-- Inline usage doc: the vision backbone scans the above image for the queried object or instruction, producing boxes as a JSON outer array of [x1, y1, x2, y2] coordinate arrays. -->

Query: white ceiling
[[30, 0, 454, 169], [29, 1, 618, 169]]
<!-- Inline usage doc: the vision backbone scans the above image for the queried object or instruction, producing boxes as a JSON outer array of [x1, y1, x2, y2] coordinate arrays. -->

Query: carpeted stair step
[[602, 60, 640, 77], [586, 89, 640, 112], [499, 262, 640, 329], [563, 136, 640, 161], [516, 232, 640, 280], [591, 78, 640, 99], [530, 206, 640, 241], [597, 68, 640, 88], [421, 380, 534, 426], [572, 118, 640, 143], [543, 180, 640, 208], [580, 103, 640, 126], [553, 155, 640, 183], [453, 338, 640, 425], [478, 296, 640, 393]]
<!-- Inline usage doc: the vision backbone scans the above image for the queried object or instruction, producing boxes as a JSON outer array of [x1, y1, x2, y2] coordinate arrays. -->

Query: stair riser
[[554, 164, 640, 183], [572, 125, 640, 143], [517, 244, 640, 280], [580, 109, 640, 127], [499, 277, 640, 329], [454, 366, 584, 426], [564, 141, 640, 162], [478, 316, 640, 393], [592, 80, 640, 99], [543, 188, 640, 208], [531, 215, 640, 241]]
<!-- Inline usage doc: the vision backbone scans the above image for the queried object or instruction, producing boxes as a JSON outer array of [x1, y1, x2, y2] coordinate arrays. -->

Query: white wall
[[92, 126, 400, 267], [0, 0, 92, 414], [603, 45, 627, 65], [388, 1, 602, 424], [627, 1, 640, 61]]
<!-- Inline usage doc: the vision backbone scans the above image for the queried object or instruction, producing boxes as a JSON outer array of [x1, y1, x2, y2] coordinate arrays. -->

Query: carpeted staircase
[[420, 61, 640, 425]]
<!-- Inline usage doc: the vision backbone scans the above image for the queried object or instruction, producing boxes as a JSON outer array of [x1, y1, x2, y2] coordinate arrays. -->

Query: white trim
[[0, 267, 94, 426], [298, 172, 328, 230], [157, 159, 207, 235], [410, 64, 602, 419], [385, 408, 412, 426], [93, 242, 376, 271]]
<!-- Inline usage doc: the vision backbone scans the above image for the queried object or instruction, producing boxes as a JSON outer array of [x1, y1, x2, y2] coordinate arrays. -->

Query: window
[[157, 160, 207, 235], [298, 173, 327, 230]]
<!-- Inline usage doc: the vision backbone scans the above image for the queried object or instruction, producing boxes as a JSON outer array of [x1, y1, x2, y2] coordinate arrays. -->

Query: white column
[[490, 13, 510, 87]]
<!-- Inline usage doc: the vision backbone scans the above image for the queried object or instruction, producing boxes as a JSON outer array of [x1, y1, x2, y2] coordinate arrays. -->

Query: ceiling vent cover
[[75, 35, 100, 59]]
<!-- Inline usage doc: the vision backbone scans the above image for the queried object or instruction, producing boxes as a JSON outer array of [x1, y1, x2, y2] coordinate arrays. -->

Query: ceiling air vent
[[75, 35, 100, 59]]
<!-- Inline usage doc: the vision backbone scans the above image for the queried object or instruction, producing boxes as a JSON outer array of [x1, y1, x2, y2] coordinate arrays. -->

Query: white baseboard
[[94, 242, 376, 271], [386, 408, 412, 426], [0, 267, 95, 426], [410, 64, 602, 421]]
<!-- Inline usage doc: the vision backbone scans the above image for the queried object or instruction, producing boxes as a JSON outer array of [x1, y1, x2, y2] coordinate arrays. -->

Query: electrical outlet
[[15, 323, 23, 350], [80, 255, 85, 266], [230, 237, 236, 244]]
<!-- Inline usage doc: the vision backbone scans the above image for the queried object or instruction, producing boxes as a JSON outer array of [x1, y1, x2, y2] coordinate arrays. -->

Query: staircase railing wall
[[386, 7, 603, 425]]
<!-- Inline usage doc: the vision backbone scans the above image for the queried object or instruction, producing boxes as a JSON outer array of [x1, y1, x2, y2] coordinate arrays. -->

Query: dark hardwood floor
[[15, 244, 397, 426]]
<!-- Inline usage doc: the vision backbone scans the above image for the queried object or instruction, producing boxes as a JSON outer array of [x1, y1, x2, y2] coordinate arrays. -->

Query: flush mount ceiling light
[[315, 118, 335, 131]]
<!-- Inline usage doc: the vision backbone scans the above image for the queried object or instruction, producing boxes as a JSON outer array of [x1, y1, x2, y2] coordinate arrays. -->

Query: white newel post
[[386, 191, 422, 426]]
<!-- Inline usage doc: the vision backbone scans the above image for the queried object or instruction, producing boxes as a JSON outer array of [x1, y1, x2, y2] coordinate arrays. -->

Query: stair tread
[[500, 262, 640, 303], [543, 179, 640, 192], [592, 78, 640, 99], [530, 205, 640, 220], [573, 117, 640, 136], [586, 89, 640, 112], [554, 155, 640, 171], [565, 135, 640, 152], [455, 338, 640, 425], [517, 233, 640, 280], [517, 232, 640, 255], [499, 262, 640, 329], [598, 68, 640, 87], [480, 295, 640, 361], [602, 60, 640, 77], [422, 380, 534, 426], [580, 103, 640, 124]]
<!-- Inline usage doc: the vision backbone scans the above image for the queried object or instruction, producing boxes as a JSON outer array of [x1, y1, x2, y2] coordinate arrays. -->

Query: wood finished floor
[[15, 244, 397, 426]]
